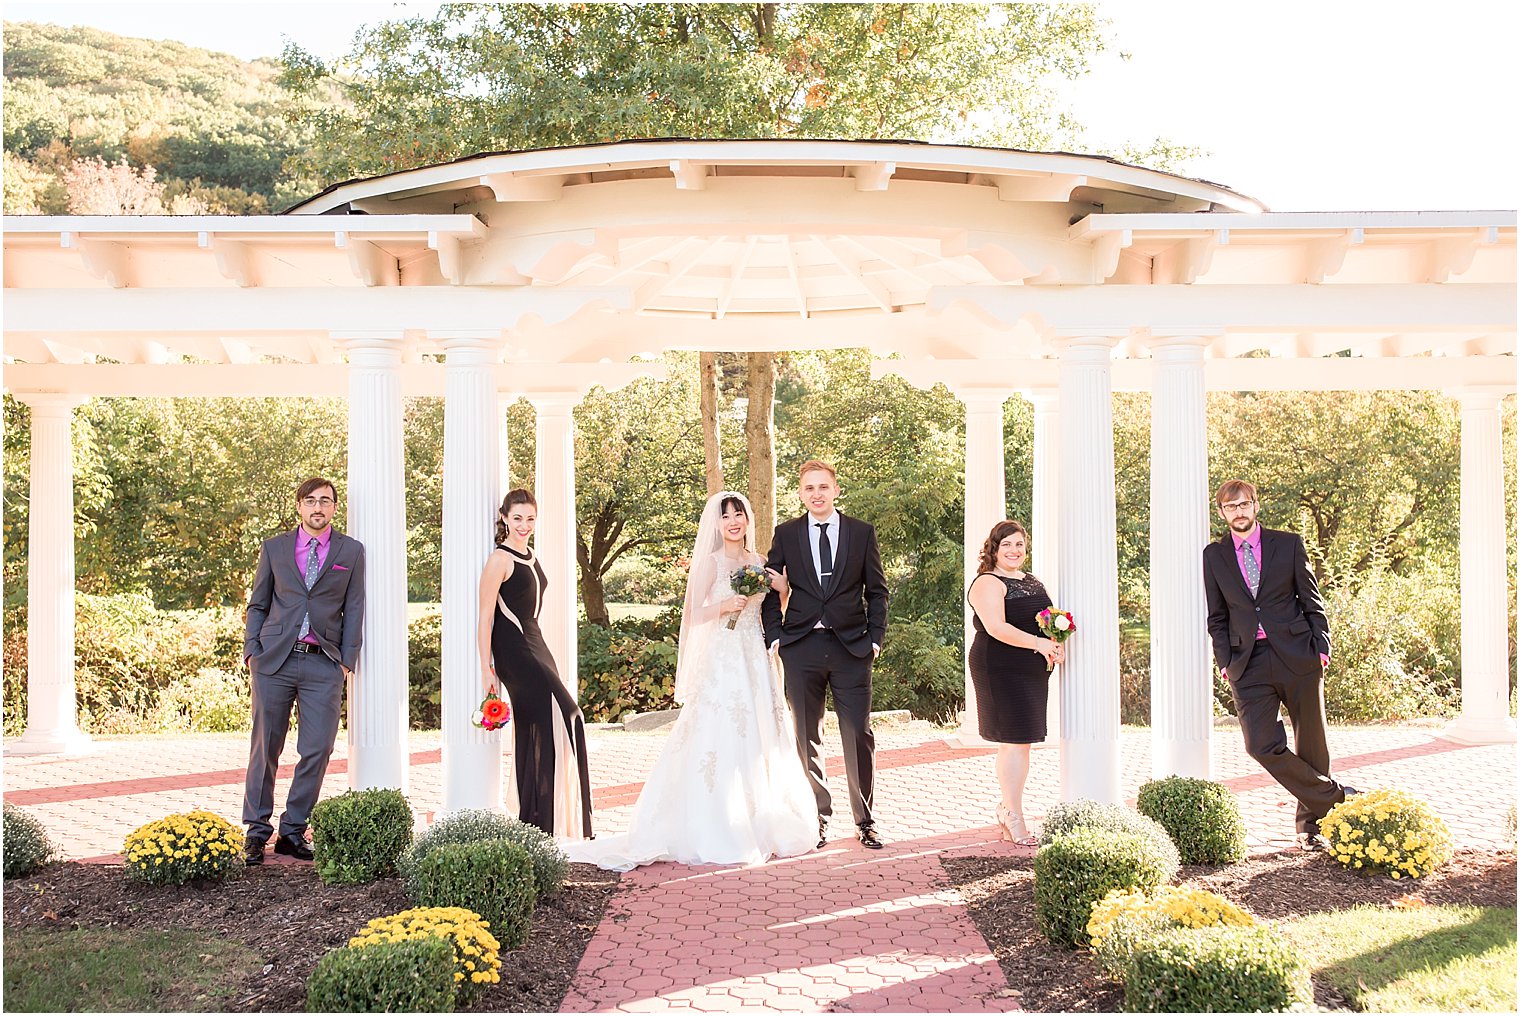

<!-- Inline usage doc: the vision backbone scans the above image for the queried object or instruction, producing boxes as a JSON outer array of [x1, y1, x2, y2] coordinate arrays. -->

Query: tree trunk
[[745, 351, 777, 553], [700, 351, 724, 495], [576, 536, 612, 628]]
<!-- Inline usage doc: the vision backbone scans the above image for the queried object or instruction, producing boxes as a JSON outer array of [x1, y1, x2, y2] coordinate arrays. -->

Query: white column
[[1446, 387, 1516, 744], [954, 389, 1013, 746], [532, 394, 581, 699], [337, 332, 409, 792], [1147, 336, 1214, 778], [1027, 388, 1063, 745], [1055, 334, 1124, 803], [10, 394, 91, 756], [438, 333, 504, 814]]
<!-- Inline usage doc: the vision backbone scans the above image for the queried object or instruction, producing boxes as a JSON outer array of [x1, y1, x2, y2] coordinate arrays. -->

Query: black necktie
[[817, 522, 833, 584]]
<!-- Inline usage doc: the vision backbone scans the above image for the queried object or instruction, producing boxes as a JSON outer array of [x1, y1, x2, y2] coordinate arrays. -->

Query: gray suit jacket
[[244, 529, 366, 675]]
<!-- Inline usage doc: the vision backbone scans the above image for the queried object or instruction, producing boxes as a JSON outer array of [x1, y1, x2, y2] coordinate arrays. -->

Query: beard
[[1228, 516, 1255, 532]]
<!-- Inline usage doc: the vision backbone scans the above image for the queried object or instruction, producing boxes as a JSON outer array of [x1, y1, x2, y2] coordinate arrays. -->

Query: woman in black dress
[[967, 520, 1064, 846], [477, 489, 593, 840]]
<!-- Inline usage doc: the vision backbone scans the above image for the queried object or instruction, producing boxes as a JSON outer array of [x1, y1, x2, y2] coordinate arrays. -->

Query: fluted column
[[1446, 387, 1516, 744], [1056, 334, 1124, 803], [438, 332, 504, 813], [1027, 388, 1063, 745], [955, 389, 1013, 745], [10, 394, 91, 756], [532, 394, 581, 699], [337, 331, 409, 792], [1147, 335, 1214, 778]]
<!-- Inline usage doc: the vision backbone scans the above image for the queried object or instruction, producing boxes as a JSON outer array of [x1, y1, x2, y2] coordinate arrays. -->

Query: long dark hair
[[495, 488, 537, 544], [977, 520, 1029, 574]]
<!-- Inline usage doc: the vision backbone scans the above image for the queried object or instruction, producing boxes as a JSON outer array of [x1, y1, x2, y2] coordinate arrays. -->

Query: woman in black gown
[[477, 489, 593, 840], [967, 520, 1064, 846]]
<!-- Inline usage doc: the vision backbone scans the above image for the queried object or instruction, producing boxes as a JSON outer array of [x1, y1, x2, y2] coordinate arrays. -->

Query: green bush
[[151, 667, 249, 732], [407, 611, 443, 729], [1040, 800, 1181, 872], [310, 789, 414, 885], [406, 840, 538, 949], [872, 615, 964, 724], [1136, 777, 1247, 865], [1033, 827, 1177, 947], [3, 803, 57, 878], [577, 610, 681, 722], [601, 553, 687, 605], [400, 809, 568, 899], [1507, 802, 1517, 845], [1123, 925, 1311, 1012], [306, 936, 457, 1013]]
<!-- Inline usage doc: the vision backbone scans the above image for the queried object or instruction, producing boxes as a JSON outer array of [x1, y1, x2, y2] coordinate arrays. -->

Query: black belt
[[292, 641, 323, 654]]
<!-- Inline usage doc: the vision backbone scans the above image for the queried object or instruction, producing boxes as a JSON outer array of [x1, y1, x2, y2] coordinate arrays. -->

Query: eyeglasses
[[301, 496, 336, 507], [1219, 500, 1255, 513]]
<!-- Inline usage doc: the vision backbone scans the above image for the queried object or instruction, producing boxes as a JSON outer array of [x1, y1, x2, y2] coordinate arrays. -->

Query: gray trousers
[[242, 648, 343, 840]]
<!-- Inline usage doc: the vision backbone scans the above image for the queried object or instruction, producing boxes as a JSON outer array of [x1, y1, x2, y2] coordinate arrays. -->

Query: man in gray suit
[[241, 477, 365, 864]]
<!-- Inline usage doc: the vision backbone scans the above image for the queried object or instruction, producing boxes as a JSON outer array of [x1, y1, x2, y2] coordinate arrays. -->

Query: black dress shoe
[[243, 834, 267, 865], [273, 833, 314, 861], [1341, 784, 1362, 799], [857, 824, 884, 850], [817, 819, 828, 849], [1296, 831, 1327, 852]]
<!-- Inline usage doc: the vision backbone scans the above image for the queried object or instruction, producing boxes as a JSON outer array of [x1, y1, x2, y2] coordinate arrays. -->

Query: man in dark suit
[[1203, 478, 1354, 851], [241, 477, 365, 864], [763, 460, 890, 849]]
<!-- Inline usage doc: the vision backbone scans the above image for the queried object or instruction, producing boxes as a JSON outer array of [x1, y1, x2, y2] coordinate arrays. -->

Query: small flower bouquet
[[1036, 606, 1076, 671], [471, 691, 511, 731], [726, 563, 771, 629]]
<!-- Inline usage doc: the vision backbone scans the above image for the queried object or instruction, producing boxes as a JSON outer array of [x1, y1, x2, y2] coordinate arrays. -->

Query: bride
[[565, 491, 818, 870]]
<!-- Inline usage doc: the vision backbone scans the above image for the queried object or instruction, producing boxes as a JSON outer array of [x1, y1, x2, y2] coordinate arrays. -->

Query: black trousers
[[779, 628, 875, 827], [1228, 639, 1347, 833]]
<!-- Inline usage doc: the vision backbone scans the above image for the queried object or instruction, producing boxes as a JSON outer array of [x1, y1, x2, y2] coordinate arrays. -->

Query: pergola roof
[[2, 140, 1514, 396]]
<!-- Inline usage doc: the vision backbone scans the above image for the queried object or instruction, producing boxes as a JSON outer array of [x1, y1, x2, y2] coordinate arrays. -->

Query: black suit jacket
[[1203, 526, 1329, 680], [762, 513, 889, 659], [244, 529, 366, 675]]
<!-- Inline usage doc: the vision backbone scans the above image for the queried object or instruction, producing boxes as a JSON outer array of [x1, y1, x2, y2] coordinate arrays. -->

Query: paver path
[[5, 721, 1514, 1011]]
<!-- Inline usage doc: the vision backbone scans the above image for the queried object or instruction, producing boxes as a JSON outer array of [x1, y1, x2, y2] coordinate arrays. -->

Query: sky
[[5, 0, 1517, 213]]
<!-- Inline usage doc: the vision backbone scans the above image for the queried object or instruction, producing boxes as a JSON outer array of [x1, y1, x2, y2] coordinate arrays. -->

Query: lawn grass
[[1280, 904, 1517, 1013], [2, 926, 261, 1012]]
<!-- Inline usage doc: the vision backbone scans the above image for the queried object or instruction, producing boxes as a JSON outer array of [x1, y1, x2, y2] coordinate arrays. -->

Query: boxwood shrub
[[310, 788, 414, 885], [1123, 925, 1311, 1012], [1136, 776, 1247, 865], [400, 808, 568, 899], [306, 936, 456, 1013], [3, 803, 57, 879], [406, 839, 538, 949], [1033, 827, 1178, 947], [1039, 800, 1181, 872]]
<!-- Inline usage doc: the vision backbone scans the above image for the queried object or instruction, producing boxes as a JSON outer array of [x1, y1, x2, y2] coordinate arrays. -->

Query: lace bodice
[[706, 553, 765, 635]]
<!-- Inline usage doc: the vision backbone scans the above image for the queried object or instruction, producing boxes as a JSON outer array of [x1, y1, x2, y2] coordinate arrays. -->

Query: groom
[[763, 460, 890, 850]]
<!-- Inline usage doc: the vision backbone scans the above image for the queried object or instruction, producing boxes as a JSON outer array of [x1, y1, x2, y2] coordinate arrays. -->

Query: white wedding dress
[[565, 553, 819, 871]]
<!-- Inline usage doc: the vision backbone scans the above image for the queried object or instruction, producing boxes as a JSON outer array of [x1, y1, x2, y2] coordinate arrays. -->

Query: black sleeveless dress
[[968, 572, 1052, 744], [490, 544, 594, 839]]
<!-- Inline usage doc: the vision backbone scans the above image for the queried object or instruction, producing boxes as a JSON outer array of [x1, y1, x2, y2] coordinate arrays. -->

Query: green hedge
[[1124, 925, 1311, 1012], [1032, 827, 1177, 947], [310, 789, 413, 885], [306, 937, 457, 1013], [406, 840, 538, 950], [577, 609, 682, 722], [1136, 777, 1247, 865], [1040, 800, 1181, 872], [3, 803, 56, 879], [400, 809, 568, 900]]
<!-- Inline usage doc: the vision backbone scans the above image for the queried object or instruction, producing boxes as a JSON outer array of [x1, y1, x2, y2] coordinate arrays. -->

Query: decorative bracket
[[669, 159, 711, 191], [198, 231, 256, 287], [850, 161, 896, 192], [335, 232, 400, 286], [1303, 228, 1362, 284], [60, 233, 129, 288]]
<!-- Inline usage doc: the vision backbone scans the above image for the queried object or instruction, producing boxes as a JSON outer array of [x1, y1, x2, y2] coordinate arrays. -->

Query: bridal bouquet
[[1036, 607, 1076, 672], [726, 564, 771, 629], [472, 691, 512, 731]]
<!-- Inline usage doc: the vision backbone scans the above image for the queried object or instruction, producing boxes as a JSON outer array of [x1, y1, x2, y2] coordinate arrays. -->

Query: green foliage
[[602, 553, 688, 606], [1321, 568, 1457, 721], [1032, 827, 1177, 947], [1039, 800, 1181, 872], [151, 667, 249, 733], [1507, 803, 1517, 845], [400, 809, 569, 900], [1135, 777, 1247, 865], [3, 803, 57, 878], [871, 616, 964, 723], [408, 610, 444, 729], [406, 840, 538, 950], [578, 608, 682, 722], [281, 4, 1110, 184], [310, 789, 414, 885], [307, 936, 457, 1014], [1123, 925, 1311, 1013]]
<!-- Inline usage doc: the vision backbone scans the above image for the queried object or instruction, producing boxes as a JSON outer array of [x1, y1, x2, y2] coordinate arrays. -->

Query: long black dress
[[968, 572, 1052, 744], [491, 544, 594, 839]]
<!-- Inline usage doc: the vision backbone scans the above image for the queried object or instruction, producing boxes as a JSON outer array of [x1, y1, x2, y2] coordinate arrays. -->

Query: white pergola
[[4, 139, 1514, 809]]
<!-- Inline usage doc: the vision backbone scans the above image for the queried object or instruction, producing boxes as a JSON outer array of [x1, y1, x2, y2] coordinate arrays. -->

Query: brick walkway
[[4, 721, 1514, 1011]]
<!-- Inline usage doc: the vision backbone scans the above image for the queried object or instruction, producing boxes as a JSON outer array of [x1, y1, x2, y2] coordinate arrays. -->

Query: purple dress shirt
[[295, 528, 331, 645]]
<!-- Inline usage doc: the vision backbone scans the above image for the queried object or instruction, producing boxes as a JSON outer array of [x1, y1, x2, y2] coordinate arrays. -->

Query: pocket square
[[333, 564, 350, 571]]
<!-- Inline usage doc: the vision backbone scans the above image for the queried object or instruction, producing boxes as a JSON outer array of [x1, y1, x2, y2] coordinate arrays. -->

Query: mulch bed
[[2, 860, 619, 1012], [943, 848, 1517, 1013]]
